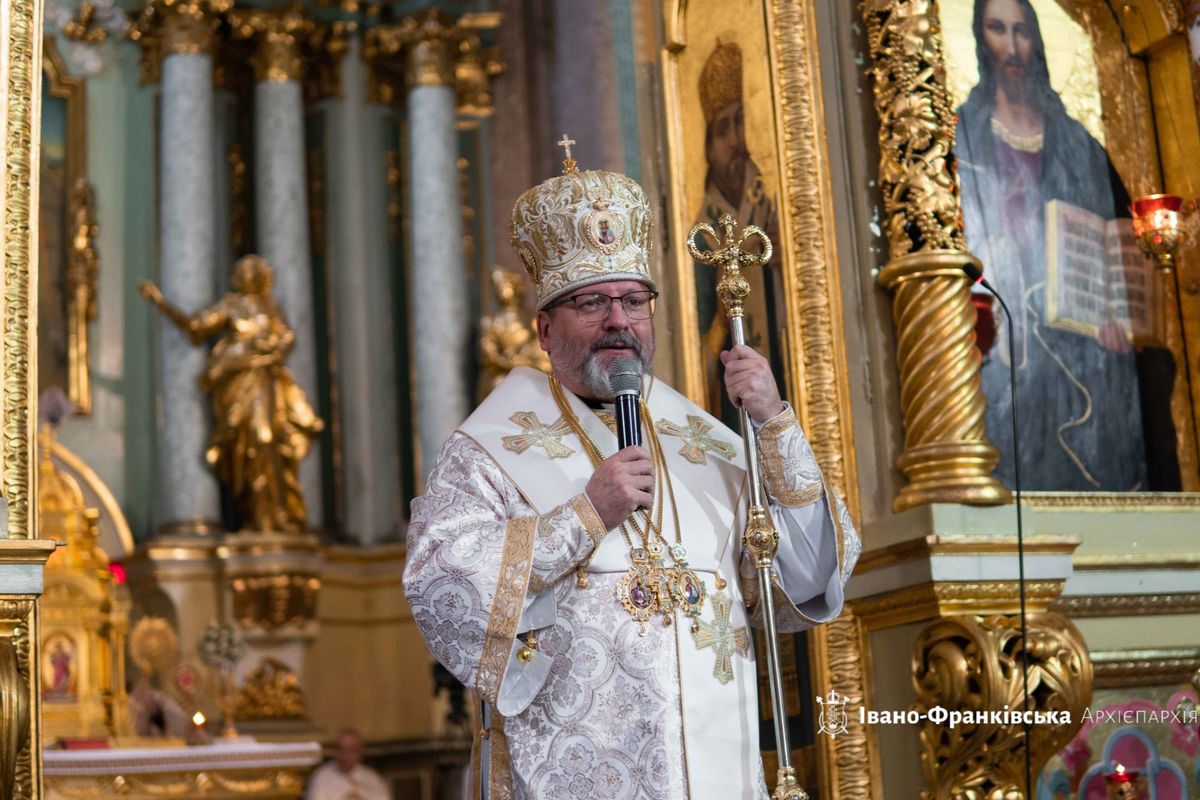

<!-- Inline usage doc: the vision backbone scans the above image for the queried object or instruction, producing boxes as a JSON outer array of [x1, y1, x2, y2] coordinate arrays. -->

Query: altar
[[43, 739, 321, 800]]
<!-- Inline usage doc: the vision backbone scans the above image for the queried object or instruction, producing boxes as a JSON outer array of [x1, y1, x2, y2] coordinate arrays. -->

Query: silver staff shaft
[[688, 214, 806, 800], [729, 311, 796, 786]]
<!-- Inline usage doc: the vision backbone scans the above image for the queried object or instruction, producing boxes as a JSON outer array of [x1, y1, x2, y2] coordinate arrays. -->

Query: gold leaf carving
[[0, 600, 36, 800], [912, 613, 1091, 799], [234, 657, 307, 720]]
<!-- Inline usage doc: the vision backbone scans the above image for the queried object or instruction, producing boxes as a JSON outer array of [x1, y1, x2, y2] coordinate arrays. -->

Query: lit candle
[[1103, 763, 1141, 800], [190, 711, 208, 745], [1130, 194, 1186, 272]]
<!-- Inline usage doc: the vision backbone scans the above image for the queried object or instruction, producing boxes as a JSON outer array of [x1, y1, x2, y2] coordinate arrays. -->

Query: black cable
[[964, 263, 1033, 799]]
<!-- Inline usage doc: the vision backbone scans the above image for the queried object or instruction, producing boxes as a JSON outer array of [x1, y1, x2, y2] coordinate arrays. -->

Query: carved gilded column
[[133, 0, 227, 534], [0, 543, 56, 800], [912, 612, 1091, 799], [2, 0, 53, 793], [229, 4, 324, 527], [862, 0, 1010, 511], [365, 10, 501, 479]]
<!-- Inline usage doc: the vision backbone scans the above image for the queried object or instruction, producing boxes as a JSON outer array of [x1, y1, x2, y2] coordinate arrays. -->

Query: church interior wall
[[308, 546, 437, 741], [866, 622, 926, 797], [1076, 614, 1200, 653], [8, 0, 1200, 798]]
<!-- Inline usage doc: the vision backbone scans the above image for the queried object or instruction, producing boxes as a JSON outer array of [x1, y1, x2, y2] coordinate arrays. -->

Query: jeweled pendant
[[617, 563, 659, 625], [670, 564, 707, 627]]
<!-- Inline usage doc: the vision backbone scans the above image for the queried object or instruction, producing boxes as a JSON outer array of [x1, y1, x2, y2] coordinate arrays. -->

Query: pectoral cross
[[692, 591, 749, 685], [557, 133, 578, 174]]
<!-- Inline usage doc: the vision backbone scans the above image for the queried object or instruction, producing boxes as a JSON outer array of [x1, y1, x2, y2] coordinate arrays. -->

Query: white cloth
[[306, 762, 391, 800], [404, 368, 860, 799]]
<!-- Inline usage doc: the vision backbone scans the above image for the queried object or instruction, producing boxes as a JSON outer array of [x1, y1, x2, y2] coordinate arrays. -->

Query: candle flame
[[193, 711, 206, 725]]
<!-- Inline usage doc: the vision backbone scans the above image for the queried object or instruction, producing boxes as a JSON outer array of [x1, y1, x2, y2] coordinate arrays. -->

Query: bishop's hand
[[585, 446, 654, 531], [721, 344, 785, 424]]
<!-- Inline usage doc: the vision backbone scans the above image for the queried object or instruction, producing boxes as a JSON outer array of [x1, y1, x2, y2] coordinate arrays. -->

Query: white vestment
[[306, 762, 392, 800], [404, 368, 860, 799]]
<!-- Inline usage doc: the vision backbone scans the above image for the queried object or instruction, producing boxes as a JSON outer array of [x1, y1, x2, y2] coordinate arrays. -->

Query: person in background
[[306, 728, 391, 800]]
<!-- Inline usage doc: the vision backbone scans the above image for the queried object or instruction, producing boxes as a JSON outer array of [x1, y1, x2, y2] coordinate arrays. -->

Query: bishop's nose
[[603, 298, 633, 330]]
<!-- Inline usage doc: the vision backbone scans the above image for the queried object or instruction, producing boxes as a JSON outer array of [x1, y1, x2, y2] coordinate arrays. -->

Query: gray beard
[[551, 331, 655, 402], [579, 355, 625, 401]]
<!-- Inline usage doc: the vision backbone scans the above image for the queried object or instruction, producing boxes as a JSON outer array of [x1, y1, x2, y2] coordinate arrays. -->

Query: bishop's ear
[[535, 309, 554, 353]]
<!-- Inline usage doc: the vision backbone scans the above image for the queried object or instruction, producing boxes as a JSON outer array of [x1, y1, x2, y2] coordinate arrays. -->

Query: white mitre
[[509, 140, 657, 310]]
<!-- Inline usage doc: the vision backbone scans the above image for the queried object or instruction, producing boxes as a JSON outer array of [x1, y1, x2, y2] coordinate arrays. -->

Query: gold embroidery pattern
[[488, 714, 514, 800], [501, 411, 575, 459], [759, 410, 823, 507], [830, 494, 852, 581], [569, 494, 607, 548], [655, 415, 736, 464], [692, 591, 749, 685], [475, 517, 536, 705], [471, 726, 483, 800], [594, 409, 617, 435]]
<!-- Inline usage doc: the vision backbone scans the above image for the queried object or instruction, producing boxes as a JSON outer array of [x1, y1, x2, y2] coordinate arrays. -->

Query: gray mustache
[[591, 333, 643, 357]]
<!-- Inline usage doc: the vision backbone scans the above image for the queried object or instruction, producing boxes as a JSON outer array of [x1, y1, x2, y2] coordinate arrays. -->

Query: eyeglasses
[[551, 290, 659, 323]]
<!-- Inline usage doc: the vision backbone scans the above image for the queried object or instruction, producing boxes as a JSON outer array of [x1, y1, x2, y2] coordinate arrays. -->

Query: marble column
[[233, 6, 323, 527], [136, 0, 224, 534], [405, 20, 470, 479], [324, 35, 401, 542]]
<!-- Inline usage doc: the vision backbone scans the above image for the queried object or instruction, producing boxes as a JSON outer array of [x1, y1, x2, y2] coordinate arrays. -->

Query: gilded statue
[[477, 268, 549, 398], [139, 255, 323, 533]]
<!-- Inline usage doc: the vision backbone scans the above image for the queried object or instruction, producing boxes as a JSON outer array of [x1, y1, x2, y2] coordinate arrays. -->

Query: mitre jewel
[[510, 138, 656, 310]]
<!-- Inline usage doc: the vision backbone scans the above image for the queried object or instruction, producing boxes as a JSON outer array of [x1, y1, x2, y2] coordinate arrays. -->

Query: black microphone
[[963, 261, 992, 290], [963, 260, 1033, 798], [608, 359, 643, 450]]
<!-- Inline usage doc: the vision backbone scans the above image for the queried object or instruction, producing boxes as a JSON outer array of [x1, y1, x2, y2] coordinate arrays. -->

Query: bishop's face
[[537, 279, 657, 401], [982, 0, 1036, 100]]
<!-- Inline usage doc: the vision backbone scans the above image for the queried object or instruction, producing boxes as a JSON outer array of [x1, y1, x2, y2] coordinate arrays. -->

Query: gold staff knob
[[773, 767, 810, 800]]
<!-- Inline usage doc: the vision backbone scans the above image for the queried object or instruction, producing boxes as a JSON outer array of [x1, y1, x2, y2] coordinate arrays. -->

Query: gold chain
[[549, 376, 684, 586]]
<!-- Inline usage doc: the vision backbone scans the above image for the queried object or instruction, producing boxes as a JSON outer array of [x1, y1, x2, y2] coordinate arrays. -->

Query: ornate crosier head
[[686, 213, 773, 319], [510, 139, 657, 311]]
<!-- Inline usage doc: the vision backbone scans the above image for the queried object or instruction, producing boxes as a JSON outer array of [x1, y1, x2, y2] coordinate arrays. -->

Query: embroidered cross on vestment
[[502, 411, 575, 459], [655, 415, 736, 464]]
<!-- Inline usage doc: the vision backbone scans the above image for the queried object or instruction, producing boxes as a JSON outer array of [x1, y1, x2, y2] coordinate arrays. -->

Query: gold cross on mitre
[[557, 133, 578, 174], [686, 213, 773, 319]]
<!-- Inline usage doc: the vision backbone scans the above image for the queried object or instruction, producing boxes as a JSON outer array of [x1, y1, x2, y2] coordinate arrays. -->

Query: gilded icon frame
[[661, 1, 864, 797], [2, 1, 46, 798]]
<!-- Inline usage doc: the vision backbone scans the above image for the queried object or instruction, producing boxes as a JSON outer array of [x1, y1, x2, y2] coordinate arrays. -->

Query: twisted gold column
[[881, 254, 1009, 508], [864, 0, 1010, 511], [912, 612, 1091, 800]]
